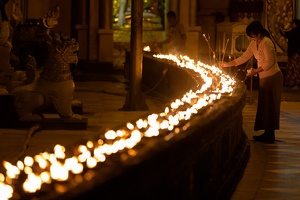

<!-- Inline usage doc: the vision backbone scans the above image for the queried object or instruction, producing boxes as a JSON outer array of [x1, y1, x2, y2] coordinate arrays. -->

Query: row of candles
[[0, 50, 236, 200]]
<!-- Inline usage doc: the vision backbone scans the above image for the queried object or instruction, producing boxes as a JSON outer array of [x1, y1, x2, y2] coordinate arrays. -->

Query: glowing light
[[65, 157, 78, 170], [40, 172, 51, 183], [0, 181, 13, 199], [16, 161, 24, 170], [50, 163, 68, 181], [35, 155, 47, 169], [143, 46, 151, 51], [70, 163, 84, 174], [0, 52, 238, 199], [54, 145, 66, 159], [78, 150, 91, 163], [136, 119, 148, 129], [23, 173, 42, 193], [0, 174, 4, 182], [94, 150, 106, 162], [87, 141, 94, 148], [86, 157, 97, 168], [3, 161, 20, 179], [126, 122, 134, 130], [105, 130, 118, 140]]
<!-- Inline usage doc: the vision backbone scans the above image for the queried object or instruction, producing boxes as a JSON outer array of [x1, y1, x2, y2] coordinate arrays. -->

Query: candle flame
[[0, 53, 237, 198]]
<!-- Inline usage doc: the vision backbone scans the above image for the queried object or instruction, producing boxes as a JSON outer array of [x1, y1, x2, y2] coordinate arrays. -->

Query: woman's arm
[[220, 41, 255, 67], [220, 60, 237, 67]]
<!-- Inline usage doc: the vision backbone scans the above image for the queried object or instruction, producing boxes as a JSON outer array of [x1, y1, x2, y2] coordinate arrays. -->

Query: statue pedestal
[[42, 99, 83, 115], [0, 94, 87, 130]]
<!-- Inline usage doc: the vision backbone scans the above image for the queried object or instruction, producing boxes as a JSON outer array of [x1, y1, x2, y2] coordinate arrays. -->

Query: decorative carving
[[266, 0, 293, 52], [41, 32, 79, 82], [42, 3, 60, 29]]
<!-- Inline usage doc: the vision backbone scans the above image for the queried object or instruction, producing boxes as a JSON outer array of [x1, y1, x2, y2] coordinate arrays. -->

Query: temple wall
[[27, 0, 49, 19], [20, 0, 295, 70], [26, 0, 72, 37]]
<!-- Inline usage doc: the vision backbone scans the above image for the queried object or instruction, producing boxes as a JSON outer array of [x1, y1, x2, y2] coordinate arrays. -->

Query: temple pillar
[[189, 0, 197, 27], [76, 24, 88, 60], [169, 0, 179, 14], [88, 0, 99, 61], [179, 0, 201, 60], [97, 0, 113, 63], [74, 0, 88, 60]]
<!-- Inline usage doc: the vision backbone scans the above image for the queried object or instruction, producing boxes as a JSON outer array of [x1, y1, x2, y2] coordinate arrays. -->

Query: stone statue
[[8, 31, 81, 121], [0, 3, 83, 124]]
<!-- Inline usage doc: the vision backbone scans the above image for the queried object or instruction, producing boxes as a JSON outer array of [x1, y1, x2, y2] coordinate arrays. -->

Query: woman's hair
[[246, 20, 276, 49], [262, 28, 271, 38], [246, 21, 267, 37]]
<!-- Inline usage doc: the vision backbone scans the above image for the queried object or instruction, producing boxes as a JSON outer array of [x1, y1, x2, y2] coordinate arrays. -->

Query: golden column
[[182, 0, 201, 60], [98, 0, 114, 63], [74, 0, 88, 60], [88, 0, 99, 61]]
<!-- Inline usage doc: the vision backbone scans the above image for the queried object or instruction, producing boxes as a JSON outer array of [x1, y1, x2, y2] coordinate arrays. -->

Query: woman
[[220, 21, 283, 143], [280, 19, 300, 90]]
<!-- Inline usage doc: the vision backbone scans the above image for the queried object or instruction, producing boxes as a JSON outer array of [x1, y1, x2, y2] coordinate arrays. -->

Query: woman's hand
[[246, 68, 257, 76], [219, 61, 234, 68]]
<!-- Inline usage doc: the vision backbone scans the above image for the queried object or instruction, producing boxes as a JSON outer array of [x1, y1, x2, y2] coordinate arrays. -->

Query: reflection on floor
[[231, 89, 300, 200]]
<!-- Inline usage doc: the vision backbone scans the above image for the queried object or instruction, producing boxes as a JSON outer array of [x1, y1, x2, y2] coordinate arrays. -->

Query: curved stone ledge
[[30, 55, 250, 200], [142, 55, 202, 102]]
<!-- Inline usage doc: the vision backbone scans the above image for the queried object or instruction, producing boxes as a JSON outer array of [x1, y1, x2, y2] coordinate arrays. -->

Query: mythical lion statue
[[8, 31, 81, 121]]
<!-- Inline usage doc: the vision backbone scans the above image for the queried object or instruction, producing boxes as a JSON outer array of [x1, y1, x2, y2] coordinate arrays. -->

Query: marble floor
[[231, 89, 300, 200]]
